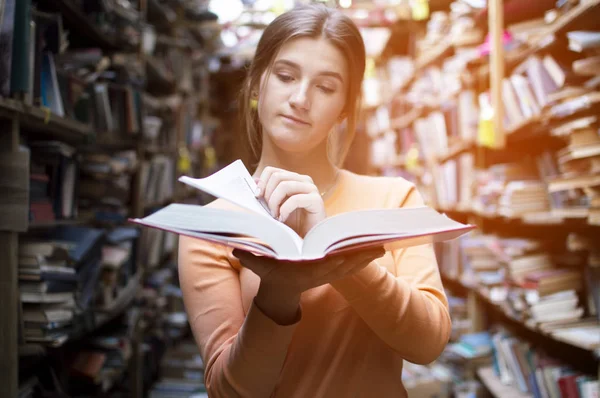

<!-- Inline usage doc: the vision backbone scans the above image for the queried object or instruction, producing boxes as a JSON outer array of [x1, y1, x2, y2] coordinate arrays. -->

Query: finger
[[233, 250, 272, 273], [263, 170, 305, 200], [345, 247, 385, 261], [256, 166, 277, 197], [318, 252, 378, 283], [258, 167, 298, 197], [279, 192, 323, 222], [343, 257, 375, 277], [268, 181, 317, 218], [321, 250, 385, 277], [361, 247, 386, 260], [297, 255, 346, 285], [233, 249, 278, 263]]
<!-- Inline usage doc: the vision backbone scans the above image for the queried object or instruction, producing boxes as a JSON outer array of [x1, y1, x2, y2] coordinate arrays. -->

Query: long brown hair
[[239, 4, 366, 167]]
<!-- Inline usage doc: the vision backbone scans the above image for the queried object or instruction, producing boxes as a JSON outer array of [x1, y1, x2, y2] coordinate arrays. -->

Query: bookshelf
[[441, 274, 600, 374], [0, 0, 213, 396], [474, 0, 600, 89], [362, 0, 600, 395], [0, 97, 93, 143]]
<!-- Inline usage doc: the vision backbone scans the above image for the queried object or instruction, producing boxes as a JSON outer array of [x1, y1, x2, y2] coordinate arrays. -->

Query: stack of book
[[436, 331, 494, 396], [472, 163, 549, 217], [19, 225, 105, 346], [149, 341, 207, 398], [491, 327, 599, 397], [454, 233, 600, 349], [28, 141, 78, 224], [78, 150, 139, 224]]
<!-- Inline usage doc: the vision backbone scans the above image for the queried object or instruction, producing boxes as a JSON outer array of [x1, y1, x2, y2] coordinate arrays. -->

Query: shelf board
[[437, 140, 475, 164], [416, 40, 453, 70], [540, 0, 600, 38], [505, 115, 541, 138], [390, 106, 423, 131], [18, 343, 47, 358], [477, 367, 532, 398], [0, 98, 93, 144], [436, 206, 599, 229]]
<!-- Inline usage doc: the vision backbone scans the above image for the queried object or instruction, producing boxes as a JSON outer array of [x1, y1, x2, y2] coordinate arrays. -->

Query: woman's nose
[[289, 82, 310, 111]]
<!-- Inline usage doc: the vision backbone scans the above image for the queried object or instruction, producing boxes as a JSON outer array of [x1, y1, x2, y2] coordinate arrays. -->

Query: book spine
[[0, 0, 16, 97], [9, 0, 31, 96]]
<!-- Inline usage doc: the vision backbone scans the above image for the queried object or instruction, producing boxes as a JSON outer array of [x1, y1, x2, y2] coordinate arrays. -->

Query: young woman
[[179, 4, 451, 397]]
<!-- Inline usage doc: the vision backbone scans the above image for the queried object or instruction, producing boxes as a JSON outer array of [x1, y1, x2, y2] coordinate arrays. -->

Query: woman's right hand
[[233, 247, 386, 298]]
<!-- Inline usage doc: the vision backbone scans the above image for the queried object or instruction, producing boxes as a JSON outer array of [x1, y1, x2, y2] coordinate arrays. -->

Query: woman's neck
[[254, 137, 339, 194]]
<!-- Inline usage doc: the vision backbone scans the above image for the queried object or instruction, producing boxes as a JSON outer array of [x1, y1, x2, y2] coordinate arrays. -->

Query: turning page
[[178, 160, 272, 217]]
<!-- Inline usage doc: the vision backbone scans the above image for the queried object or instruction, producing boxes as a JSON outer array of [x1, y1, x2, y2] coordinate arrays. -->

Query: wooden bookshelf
[[475, 0, 600, 85], [441, 274, 600, 375], [477, 366, 532, 398], [358, 0, 600, 387], [0, 98, 93, 144], [2, 0, 207, 396]]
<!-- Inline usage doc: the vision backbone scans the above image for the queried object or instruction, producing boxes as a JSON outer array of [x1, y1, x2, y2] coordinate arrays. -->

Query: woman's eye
[[318, 85, 335, 94], [277, 74, 294, 83]]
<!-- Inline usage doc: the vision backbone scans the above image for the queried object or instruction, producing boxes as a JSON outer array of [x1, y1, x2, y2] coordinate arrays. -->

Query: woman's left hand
[[255, 166, 327, 237]]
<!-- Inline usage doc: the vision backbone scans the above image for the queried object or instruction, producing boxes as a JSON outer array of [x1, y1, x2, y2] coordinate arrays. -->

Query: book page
[[151, 225, 278, 258], [302, 206, 473, 258], [133, 204, 303, 258], [178, 159, 271, 217]]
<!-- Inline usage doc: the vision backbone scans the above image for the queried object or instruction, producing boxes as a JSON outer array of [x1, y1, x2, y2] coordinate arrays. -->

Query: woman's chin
[[268, 131, 317, 153], [272, 138, 313, 154]]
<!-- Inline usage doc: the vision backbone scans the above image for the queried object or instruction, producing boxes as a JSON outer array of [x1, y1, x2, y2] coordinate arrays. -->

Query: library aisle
[[0, 0, 598, 398]]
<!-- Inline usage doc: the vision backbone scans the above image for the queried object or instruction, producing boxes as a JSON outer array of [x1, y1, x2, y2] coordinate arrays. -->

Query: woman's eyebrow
[[274, 59, 344, 84]]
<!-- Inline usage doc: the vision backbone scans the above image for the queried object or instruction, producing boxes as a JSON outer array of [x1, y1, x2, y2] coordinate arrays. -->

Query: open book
[[130, 160, 475, 261]]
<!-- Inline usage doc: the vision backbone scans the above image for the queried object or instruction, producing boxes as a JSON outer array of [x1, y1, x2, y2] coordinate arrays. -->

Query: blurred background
[[0, 0, 598, 397]]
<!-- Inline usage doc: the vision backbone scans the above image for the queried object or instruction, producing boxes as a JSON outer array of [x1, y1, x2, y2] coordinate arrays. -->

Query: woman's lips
[[281, 114, 311, 126]]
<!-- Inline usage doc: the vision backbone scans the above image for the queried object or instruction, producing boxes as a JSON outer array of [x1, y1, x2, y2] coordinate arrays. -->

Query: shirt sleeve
[[329, 183, 452, 364], [178, 235, 299, 397]]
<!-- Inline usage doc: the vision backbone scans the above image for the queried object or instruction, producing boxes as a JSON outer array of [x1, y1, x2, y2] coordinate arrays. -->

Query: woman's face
[[257, 37, 349, 155]]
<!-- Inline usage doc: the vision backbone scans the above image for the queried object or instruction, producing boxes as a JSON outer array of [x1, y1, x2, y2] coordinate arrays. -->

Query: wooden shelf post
[[489, 0, 505, 148], [0, 118, 25, 398]]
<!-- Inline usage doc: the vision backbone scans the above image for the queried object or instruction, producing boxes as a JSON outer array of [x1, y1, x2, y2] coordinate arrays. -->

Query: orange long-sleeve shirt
[[178, 169, 452, 398]]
